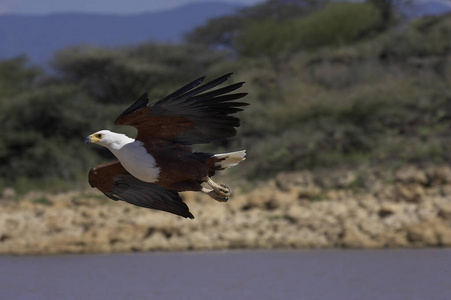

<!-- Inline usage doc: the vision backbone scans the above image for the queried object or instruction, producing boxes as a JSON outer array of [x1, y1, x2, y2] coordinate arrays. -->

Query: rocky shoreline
[[1, 165, 451, 255]]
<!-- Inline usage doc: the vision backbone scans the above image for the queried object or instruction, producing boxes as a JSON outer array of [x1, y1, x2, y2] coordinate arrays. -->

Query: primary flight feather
[[85, 73, 248, 219]]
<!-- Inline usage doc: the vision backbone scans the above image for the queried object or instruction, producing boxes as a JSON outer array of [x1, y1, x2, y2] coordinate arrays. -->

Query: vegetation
[[235, 2, 384, 57], [1, 0, 451, 192]]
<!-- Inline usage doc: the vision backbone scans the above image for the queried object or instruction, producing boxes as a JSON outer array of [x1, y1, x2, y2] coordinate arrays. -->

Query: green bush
[[0, 56, 41, 98], [53, 44, 230, 103], [185, 0, 328, 50], [381, 14, 451, 59], [290, 2, 383, 50], [235, 2, 384, 58], [0, 85, 105, 187]]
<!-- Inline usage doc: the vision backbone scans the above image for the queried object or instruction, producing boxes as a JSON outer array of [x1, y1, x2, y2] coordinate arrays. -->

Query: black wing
[[114, 73, 248, 145], [89, 162, 194, 219]]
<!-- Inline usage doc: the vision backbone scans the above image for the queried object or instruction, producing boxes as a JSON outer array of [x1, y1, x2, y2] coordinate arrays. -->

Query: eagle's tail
[[213, 150, 246, 169]]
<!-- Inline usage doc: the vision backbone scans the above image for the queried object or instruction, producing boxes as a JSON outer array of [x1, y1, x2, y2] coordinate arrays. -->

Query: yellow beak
[[85, 134, 101, 144]]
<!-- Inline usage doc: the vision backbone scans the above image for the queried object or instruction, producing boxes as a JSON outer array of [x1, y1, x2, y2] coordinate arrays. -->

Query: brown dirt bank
[[1, 165, 451, 255]]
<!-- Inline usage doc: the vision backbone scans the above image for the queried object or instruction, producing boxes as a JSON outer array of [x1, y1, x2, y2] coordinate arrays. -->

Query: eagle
[[85, 73, 248, 219]]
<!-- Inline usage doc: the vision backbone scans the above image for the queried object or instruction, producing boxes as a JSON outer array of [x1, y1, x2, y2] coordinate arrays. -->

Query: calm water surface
[[1, 249, 450, 300]]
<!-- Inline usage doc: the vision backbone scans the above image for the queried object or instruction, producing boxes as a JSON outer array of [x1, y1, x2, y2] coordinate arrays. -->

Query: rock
[[285, 205, 310, 223], [285, 229, 329, 248], [326, 202, 348, 221], [374, 186, 395, 202], [394, 183, 424, 203], [395, 165, 428, 185], [440, 185, 451, 197], [438, 204, 451, 221], [3, 168, 451, 254], [359, 218, 385, 237], [143, 231, 170, 251], [1, 188, 16, 201], [427, 166, 451, 186], [416, 200, 439, 222], [275, 171, 320, 198], [341, 225, 379, 248], [275, 171, 314, 191], [435, 223, 451, 246], [318, 171, 356, 189], [336, 172, 357, 188], [407, 223, 439, 246], [324, 189, 354, 201], [378, 202, 402, 218], [378, 231, 410, 248]]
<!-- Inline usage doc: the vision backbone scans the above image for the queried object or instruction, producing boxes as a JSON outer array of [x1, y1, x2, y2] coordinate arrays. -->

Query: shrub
[[235, 2, 384, 58]]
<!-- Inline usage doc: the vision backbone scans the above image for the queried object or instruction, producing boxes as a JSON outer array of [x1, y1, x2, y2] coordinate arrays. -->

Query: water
[[1, 249, 450, 300]]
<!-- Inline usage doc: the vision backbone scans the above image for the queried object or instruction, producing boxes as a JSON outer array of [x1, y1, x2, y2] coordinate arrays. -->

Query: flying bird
[[85, 73, 248, 219]]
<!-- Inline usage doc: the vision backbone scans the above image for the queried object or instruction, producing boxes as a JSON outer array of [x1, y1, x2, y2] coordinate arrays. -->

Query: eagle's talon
[[218, 184, 232, 197], [207, 190, 229, 202], [206, 177, 232, 197]]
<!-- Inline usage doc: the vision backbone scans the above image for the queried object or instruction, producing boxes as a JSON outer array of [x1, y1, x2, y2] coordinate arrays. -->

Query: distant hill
[[0, 2, 242, 64], [2, 1, 450, 65], [399, 0, 451, 18]]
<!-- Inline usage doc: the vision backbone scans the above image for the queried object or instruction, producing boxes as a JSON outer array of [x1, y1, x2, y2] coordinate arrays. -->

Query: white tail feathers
[[214, 150, 246, 169]]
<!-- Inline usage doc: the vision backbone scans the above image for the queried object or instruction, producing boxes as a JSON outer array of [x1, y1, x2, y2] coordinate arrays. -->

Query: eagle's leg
[[201, 187, 229, 202], [201, 177, 231, 202]]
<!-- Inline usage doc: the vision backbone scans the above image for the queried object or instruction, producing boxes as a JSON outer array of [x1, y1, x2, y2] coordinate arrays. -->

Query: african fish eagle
[[85, 73, 248, 219]]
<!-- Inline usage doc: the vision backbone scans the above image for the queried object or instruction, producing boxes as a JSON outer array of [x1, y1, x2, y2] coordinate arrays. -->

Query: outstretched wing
[[114, 73, 248, 145], [88, 161, 194, 219]]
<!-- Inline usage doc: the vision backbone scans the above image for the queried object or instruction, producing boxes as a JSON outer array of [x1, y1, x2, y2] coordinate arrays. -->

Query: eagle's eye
[[96, 134, 102, 139]]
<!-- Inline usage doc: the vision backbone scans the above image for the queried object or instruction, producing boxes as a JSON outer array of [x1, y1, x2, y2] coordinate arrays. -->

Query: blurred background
[[1, 0, 451, 255]]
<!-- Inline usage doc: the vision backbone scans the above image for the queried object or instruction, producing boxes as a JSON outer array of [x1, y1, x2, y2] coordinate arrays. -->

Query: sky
[[0, 0, 264, 14], [1, 0, 450, 15]]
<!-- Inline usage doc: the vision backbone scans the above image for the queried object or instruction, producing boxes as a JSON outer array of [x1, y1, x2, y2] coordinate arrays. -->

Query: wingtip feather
[[121, 93, 149, 115]]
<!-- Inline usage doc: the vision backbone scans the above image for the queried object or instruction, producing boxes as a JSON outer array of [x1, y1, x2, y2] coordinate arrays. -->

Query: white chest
[[109, 140, 161, 183]]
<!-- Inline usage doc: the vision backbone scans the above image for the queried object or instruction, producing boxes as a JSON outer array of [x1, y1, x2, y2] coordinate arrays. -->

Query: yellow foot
[[201, 181, 232, 202]]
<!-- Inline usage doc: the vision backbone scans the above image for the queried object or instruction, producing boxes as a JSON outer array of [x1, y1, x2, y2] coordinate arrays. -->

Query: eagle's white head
[[85, 129, 159, 182], [85, 130, 133, 150]]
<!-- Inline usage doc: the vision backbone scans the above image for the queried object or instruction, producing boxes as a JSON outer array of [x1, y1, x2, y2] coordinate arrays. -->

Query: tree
[[185, 15, 243, 50], [52, 44, 230, 104], [0, 56, 41, 98], [185, 0, 329, 50], [235, 2, 384, 58], [239, 0, 328, 22], [0, 84, 104, 185], [367, 0, 410, 31]]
